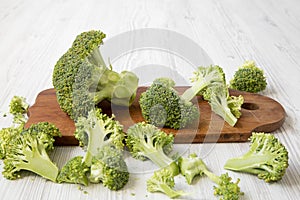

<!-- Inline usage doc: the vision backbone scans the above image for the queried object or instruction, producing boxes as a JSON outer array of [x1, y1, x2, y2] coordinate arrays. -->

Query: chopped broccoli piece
[[126, 122, 179, 176], [147, 168, 186, 199], [89, 145, 129, 190], [0, 125, 23, 159], [2, 131, 59, 182], [74, 108, 129, 190], [224, 132, 289, 182], [52, 30, 139, 120], [203, 85, 243, 126], [9, 96, 29, 124], [57, 156, 90, 186], [179, 153, 243, 200], [139, 78, 199, 129], [26, 122, 62, 151], [229, 61, 267, 93]]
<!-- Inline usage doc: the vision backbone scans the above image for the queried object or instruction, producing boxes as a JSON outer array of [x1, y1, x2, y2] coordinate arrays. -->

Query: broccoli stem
[[224, 155, 275, 174], [20, 145, 59, 182], [159, 183, 183, 198], [181, 79, 208, 102], [212, 102, 237, 127], [201, 168, 221, 184]]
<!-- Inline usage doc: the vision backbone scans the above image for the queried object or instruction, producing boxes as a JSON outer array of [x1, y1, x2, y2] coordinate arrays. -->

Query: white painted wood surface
[[1, 0, 300, 199]]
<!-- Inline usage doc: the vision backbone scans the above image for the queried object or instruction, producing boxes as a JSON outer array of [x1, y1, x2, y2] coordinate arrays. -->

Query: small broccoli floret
[[224, 132, 289, 182], [9, 96, 29, 124], [126, 122, 179, 176], [147, 168, 186, 199], [26, 122, 62, 151], [57, 156, 90, 186], [229, 60, 267, 93], [52, 30, 139, 119], [2, 132, 59, 182], [89, 145, 129, 190], [203, 85, 243, 127], [74, 108, 129, 190], [139, 78, 199, 129], [179, 153, 243, 200]]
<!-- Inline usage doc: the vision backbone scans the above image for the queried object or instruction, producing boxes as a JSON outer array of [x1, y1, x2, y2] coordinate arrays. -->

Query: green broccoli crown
[[74, 108, 125, 165], [139, 78, 199, 129], [26, 122, 62, 151], [229, 60, 267, 93], [147, 168, 186, 199], [57, 156, 90, 186], [204, 85, 244, 126], [126, 122, 175, 168], [89, 145, 129, 190], [52, 30, 139, 119], [179, 153, 243, 200], [2, 132, 59, 182], [224, 132, 289, 182]]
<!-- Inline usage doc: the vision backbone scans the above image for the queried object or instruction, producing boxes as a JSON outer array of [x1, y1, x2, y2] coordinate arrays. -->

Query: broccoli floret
[[147, 168, 186, 199], [57, 156, 90, 186], [224, 132, 289, 182], [2, 131, 59, 182], [126, 122, 179, 176], [203, 85, 243, 126], [89, 145, 129, 190], [139, 78, 199, 129], [229, 61, 267, 93], [52, 30, 139, 120], [26, 122, 62, 151], [179, 153, 243, 200], [0, 125, 23, 159], [9, 96, 29, 124], [74, 108, 129, 190]]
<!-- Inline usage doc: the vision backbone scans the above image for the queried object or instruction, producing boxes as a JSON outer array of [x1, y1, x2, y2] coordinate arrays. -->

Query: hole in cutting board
[[242, 103, 259, 110]]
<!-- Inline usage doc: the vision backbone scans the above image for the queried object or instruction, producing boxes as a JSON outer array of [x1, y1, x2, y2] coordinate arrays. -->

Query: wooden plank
[[24, 87, 285, 145]]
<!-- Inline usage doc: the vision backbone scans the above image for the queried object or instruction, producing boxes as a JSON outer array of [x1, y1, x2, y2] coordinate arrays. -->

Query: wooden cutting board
[[24, 87, 285, 145]]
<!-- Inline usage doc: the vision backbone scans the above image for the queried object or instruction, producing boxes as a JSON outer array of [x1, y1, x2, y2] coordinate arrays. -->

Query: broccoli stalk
[[126, 122, 179, 176], [53, 30, 139, 119], [179, 153, 243, 200], [2, 132, 59, 182], [147, 168, 186, 199], [74, 108, 129, 190], [224, 132, 289, 182]]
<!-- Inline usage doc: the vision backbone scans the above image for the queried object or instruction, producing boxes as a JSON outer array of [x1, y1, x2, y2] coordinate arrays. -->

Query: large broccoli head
[[52, 30, 139, 120]]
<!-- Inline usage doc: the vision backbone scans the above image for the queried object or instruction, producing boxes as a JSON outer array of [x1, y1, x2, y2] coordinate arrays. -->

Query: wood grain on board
[[25, 87, 285, 145]]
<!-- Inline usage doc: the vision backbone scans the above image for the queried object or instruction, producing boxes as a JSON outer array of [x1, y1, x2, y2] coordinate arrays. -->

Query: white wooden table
[[1, 0, 300, 199]]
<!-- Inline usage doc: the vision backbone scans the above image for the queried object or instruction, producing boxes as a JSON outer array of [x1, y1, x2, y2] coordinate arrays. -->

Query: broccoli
[[74, 108, 129, 190], [52, 30, 139, 120], [202, 85, 244, 127], [229, 60, 267, 93], [89, 145, 129, 190], [57, 156, 90, 186], [9, 95, 29, 124], [139, 65, 226, 129], [224, 132, 289, 182], [0, 125, 23, 159], [147, 168, 186, 199], [178, 153, 243, 200], [126, 122, 179, 176], [2, 131, 59, 182]]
